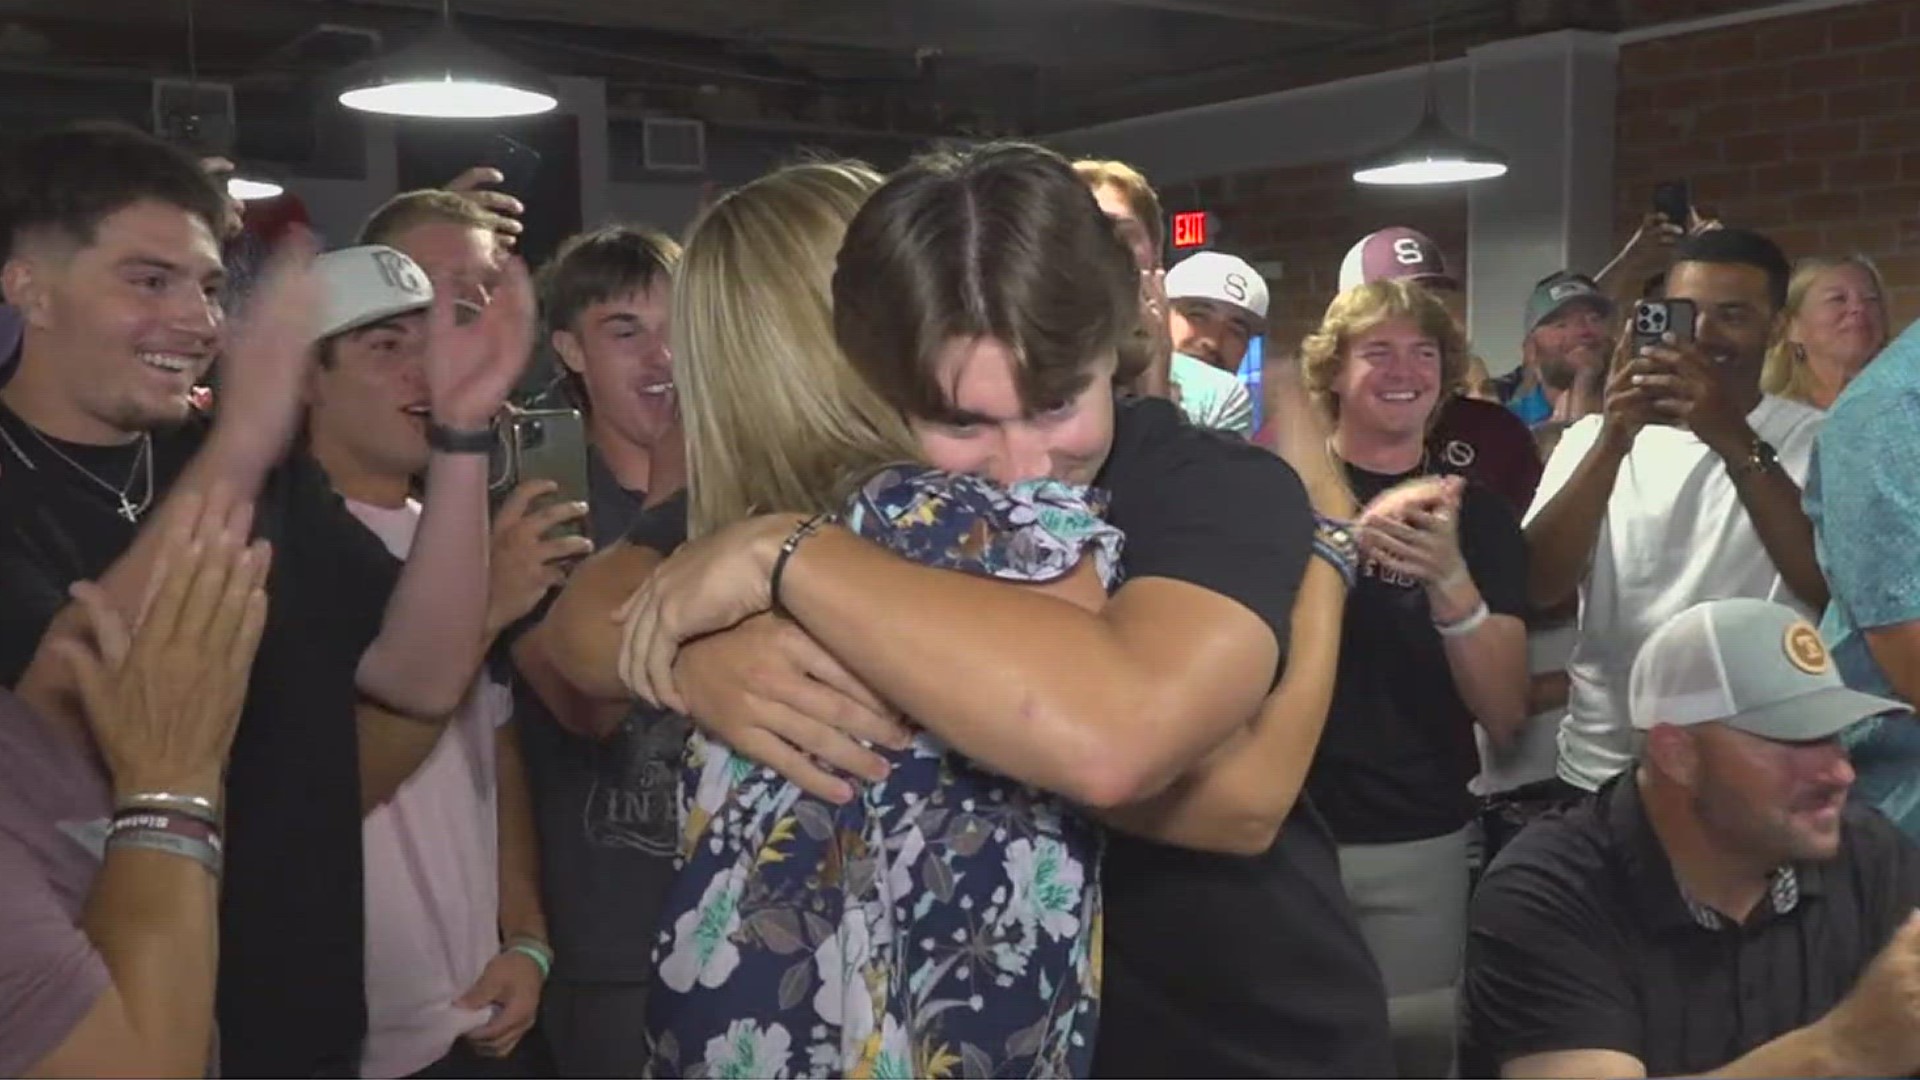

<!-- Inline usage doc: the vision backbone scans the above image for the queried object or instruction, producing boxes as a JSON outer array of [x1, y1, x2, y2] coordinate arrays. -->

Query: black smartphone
[[1652, 179, 1691, 228], [480, 134, 542, 201], [1631, 298, 1698, 351], [489, 408, 590, 540]]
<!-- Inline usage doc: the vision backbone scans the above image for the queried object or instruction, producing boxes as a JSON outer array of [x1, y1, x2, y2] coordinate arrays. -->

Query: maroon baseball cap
[[1338, 227, 1458, 292]]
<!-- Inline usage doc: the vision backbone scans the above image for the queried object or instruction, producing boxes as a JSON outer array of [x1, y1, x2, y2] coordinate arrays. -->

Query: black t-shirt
[[1306, 463, 1529, 844], [514, 479, 691, 985], [1089, 397, 1395, 1078], [0, 402, 398, 1078], [1462, 773, 1920, 1077]]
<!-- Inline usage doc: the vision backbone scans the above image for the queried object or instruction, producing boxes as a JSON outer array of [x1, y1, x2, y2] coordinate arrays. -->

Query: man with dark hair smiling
[[507, 224, 691, 1077], [1525, 227, 1828, 799], [0, 122, 531, 1076]]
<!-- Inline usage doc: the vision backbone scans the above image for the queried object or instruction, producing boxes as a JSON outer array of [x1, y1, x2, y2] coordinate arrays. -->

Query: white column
[[1465, 30, 1618, 374]]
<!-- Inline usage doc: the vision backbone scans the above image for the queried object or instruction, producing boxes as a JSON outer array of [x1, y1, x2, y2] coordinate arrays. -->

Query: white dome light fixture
[[1352, 109, 1509, 186], [1353, 0, 1507, 188], [339, 2, 557, 120]]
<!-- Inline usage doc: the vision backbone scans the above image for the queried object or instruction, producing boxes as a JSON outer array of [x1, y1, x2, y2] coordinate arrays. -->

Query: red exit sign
[[1171, 210, 1210, 249]]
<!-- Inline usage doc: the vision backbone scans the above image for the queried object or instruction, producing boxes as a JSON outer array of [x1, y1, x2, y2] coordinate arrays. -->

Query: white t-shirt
[[1523, 396, 1825, 791], [1170, 353, 1254, 437], [1473, 620, 1577, 797], [349, 498, 514, 1079]]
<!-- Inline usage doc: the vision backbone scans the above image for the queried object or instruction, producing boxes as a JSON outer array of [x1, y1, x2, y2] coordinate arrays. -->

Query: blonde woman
[[1299, 280, 1530, 1078], [643, 160, 1121, 1078], [1761, 255, 1889, 409]]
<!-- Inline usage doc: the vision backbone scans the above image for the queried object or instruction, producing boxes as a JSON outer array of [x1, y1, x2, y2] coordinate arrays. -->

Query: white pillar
[[1466, 30, 1618, 374]]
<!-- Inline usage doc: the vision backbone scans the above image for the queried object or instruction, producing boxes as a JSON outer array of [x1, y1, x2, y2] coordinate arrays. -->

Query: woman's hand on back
[[615, 513, 805, 710]]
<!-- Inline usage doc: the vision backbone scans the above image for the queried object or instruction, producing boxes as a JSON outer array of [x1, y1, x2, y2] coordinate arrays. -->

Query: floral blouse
[[645, 466, 1124, 1079]]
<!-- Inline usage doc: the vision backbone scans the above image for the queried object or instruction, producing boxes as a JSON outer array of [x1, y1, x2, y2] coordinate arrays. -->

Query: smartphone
[[490, 408, 589, 540], [1631, 298, 1698, 351], [480, 134, 542, 201], [1652, 179, 1691, 228]]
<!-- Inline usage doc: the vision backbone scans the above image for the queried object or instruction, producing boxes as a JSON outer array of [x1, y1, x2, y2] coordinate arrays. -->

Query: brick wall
[[1615, 0, 1920, 324], [1159, 0, 1920, 348], [1158, 165, 1468, 355]]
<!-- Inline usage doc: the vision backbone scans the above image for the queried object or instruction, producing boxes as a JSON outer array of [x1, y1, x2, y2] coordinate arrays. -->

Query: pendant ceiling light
[[227, 175, 285, 201], [339, 0, 557, 119], [176, 1, 285, 201], [1353, 0, 1507, 187]]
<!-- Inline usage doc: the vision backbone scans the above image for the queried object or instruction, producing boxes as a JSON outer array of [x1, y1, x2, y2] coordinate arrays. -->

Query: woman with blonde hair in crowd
[[1761, 254, 1889, 410], [1299, 279, 1531, 1078]]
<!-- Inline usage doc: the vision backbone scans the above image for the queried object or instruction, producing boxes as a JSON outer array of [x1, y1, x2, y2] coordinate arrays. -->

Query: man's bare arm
[[495, 720, 546, 946], [780, 533, 1278, 809], [1727, 461, 1827, 611], [1097, 556, 1345, 853], [544, 541, 665, 703], [1525, 430, 1629, 609]]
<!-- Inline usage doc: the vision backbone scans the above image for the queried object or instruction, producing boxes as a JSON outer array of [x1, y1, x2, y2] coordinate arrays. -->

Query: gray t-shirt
[[0, 689, 112, 1076], [516, 458, 690, 984]]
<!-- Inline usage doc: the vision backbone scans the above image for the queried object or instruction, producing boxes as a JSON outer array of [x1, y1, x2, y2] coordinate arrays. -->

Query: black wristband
[[427, 419, 496, 455]]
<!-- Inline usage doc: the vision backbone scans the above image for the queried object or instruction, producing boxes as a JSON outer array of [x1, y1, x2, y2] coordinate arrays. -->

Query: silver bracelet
[[1435, 599, 1491, 638], [117, 791, 220, 825], [107, 829, 224, 878]]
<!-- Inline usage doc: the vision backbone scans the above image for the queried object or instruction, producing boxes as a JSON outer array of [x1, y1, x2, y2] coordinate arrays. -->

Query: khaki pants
[[1338, 827, 1471, 1079]]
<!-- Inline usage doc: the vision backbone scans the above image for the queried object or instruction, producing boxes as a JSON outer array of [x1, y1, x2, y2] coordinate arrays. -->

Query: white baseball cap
[[1629, 598, 1902, 741], [1165, 251, 1269, 331], [314, 245, 434, 341]]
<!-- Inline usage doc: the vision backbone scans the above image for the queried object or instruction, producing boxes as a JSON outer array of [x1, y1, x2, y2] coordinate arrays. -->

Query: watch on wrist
[[1311, 513, 1359, 589], [426, 419, 497, 455], [1727, 437, 1778, 480]]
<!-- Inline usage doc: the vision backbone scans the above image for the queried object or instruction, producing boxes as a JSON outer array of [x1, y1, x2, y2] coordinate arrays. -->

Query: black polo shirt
[[1461, 771, 1920, 1077]]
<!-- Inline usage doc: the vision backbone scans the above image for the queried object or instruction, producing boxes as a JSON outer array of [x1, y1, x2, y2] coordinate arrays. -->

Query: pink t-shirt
[[0, 690, 113, 1076], [350, 499, 513, 1079]]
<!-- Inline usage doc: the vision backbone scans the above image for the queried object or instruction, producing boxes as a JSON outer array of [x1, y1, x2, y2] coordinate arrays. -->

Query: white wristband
[[1435, 599, 1490, 638]]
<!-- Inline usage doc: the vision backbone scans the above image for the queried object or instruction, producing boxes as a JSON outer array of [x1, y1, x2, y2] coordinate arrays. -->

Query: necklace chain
[[0, 413, 156, 522]]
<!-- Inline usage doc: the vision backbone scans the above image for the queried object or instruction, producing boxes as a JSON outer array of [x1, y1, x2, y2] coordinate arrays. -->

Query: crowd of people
[[2, 116, 1920, 1080]]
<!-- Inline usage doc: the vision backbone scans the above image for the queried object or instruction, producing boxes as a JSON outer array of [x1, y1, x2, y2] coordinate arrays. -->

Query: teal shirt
[[1808, 318, 1920, 836]]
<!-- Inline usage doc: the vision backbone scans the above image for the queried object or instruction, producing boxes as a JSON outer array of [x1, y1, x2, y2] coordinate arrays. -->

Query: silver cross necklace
[[0, 419, 155, 522]]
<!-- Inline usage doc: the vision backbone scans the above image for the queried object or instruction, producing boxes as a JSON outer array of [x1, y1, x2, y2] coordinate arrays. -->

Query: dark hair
[[358, 189, 496, 247], [535, 224, 682, 410], [539, 225, 681, 335], [0, 122, 227, 264], [1672, 228, 1791, 311], [833, 142, 1143, 421]]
